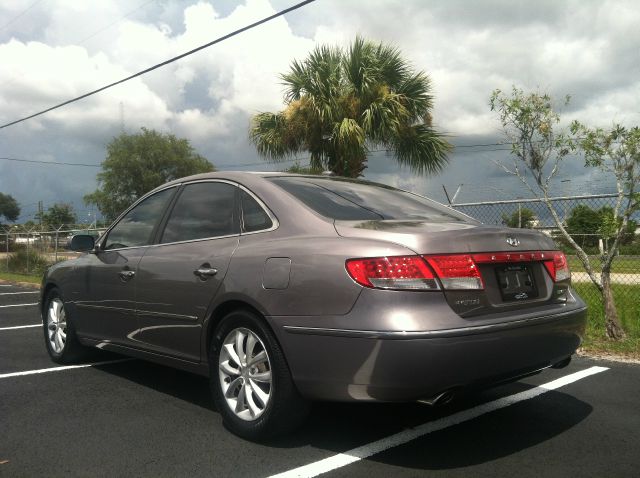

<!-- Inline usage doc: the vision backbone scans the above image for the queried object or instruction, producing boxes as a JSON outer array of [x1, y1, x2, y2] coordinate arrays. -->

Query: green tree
[[284, 162, 323, 175], [501, 207, 536, 228], [250, 36, 451, 177], [566, 204, 601, 247], [0, 192, 20, 223], [85, 128, 214, 221], [490, 87, 639, 340], [36, 203, 77, 228]]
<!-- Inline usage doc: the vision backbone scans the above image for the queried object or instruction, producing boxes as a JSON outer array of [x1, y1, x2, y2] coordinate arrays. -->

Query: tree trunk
[[600, 270, 626, 340]]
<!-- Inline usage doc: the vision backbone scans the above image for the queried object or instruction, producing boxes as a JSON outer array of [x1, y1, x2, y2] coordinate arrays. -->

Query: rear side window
[[269, 177, 469, 222], [241, 190, 273, 233], [160, 182, 238, 243], [103, 187, 176, 250]]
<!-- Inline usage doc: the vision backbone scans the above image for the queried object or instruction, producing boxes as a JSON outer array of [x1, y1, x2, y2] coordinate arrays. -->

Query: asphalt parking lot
[[1, 281, 639, 478]]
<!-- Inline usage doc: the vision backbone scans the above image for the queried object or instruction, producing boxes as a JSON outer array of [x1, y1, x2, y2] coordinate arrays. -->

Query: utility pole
[[38, 200, 43, 228]]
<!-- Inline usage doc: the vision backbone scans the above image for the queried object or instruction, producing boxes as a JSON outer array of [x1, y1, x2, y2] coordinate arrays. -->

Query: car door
[[132, 181, 240, 361], [73, 186, 177, 344]]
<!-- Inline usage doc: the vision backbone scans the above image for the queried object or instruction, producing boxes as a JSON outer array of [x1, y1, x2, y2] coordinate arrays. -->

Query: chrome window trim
[[149, 233, 240, 249], [96, 178, 280, 252]]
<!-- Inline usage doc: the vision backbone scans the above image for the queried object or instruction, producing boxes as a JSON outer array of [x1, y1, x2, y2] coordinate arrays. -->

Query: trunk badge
[[506, 236, 520, 247]]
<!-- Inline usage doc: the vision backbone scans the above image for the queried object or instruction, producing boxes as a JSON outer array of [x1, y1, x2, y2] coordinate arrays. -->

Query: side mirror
[[70, 234, 96, 252]]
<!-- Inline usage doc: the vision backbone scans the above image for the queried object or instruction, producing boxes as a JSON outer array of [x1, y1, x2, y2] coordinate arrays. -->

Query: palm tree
[[250, 36, 452, 177]]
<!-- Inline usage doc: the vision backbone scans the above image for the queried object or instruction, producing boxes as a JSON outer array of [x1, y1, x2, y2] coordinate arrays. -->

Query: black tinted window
[[161, 182, 237, 243], [270, 177, 468, 222], [241, 190, 273, 232], [104, 187, 175, 250]]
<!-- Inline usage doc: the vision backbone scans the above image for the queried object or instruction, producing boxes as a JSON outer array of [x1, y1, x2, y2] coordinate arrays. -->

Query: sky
[[0, 0, 639, 224]]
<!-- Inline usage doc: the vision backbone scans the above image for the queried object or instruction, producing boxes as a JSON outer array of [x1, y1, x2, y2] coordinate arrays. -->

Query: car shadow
[[93, 357, 216, 412], [94, 357, 592, 471], [269, 385, 593, 470]]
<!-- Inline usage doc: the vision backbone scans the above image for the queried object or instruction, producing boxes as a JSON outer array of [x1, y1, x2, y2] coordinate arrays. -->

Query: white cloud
[[0, 0, 639, 221]]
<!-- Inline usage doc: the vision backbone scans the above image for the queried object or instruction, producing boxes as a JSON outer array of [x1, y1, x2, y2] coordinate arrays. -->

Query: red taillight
[[346, 250, 570, 291], [345, 256, 439, 290], [424, 255, 484, 290], [543, 252, 570, 282]]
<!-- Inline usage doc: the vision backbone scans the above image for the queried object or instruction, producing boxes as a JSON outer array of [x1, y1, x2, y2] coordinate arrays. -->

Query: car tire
[[43, 288, 89, 364], [210, 309, 309, 440]]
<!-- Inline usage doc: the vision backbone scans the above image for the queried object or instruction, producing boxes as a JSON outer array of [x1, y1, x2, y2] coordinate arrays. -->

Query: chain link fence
[[452, 193, 640, 334], [0, 226, 107, 277]]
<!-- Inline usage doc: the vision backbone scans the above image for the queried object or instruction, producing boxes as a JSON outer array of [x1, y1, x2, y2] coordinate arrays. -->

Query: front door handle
[[194, 267, 218, 280], [118, 270, 136, 282]]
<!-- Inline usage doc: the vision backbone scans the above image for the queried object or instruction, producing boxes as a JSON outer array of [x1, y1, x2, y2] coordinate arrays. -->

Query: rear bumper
[[269, 305, 587, 402]]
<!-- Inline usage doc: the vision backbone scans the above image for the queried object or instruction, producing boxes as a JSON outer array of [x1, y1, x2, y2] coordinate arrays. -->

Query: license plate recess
[[495, 264, 538, 301]]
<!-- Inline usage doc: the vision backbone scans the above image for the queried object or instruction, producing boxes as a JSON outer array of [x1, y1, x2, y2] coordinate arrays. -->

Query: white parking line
[[0, 324, 41, 331], [0, 292, 39, 295], [0, 303, 38, 308], [0, 358, 133, 379], [269, 366, 609, 478]]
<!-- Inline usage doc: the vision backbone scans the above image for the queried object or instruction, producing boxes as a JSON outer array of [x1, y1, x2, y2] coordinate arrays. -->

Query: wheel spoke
[[225, 376, 242, 398], [54, 330, 62, 352], [48, 307, 57, 324], [223, 343, 241, 367], [246, 386, 262, 417], [249, 379, 270, 407], [248, 350, 267, 367], [59, 328, 66, 342], [219, 360, 240, 376], [249, 370, 271, 383], [235, 381, 247, 413], [235, 330, 246, 366], [246, 333, 257, 362], [53, 301, 62, 321]]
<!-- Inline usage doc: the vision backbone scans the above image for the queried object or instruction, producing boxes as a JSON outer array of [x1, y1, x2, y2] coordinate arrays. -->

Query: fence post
[[4, 228, 8, 272], [55, 227, 60, 263], [26, 229, 30, 274]]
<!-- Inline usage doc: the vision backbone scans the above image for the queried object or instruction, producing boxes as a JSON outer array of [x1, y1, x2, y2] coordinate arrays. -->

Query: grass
[[0, 270, 43, 285], [567, 255, 640, 274], [573, 282, 640, 359]]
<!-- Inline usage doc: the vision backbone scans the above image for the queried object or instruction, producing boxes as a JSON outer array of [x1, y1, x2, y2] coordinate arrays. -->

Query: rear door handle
[[194, 267, 218, 280], [118, 270, 136, 282]]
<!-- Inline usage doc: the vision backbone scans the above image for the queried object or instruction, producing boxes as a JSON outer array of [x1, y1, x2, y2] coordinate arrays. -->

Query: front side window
[[160, 182, 238, 243], [103, 187, 176, 250]]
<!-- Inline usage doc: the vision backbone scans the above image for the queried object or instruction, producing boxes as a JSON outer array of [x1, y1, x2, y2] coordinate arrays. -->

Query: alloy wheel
[[218, 327, 272, 421], [47, 298, 67, 354]]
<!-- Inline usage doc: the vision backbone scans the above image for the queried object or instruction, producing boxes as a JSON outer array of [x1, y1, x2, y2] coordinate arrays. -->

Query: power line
[[0, 0, 316, 130], [0, 157, 100, 167], [0, 0, 43, 32], [77, 0, 157, 45]]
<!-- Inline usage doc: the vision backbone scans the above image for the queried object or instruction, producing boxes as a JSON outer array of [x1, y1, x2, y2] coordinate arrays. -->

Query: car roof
[[151, 170, 338, 192]]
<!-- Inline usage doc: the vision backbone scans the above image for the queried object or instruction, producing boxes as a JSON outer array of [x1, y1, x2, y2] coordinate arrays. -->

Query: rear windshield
[[269, 176, 471, 222]]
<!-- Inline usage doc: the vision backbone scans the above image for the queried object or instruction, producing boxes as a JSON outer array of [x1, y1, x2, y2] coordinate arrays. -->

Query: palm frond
[[249, 112, 302, 160], [391, 124, 452, 175]]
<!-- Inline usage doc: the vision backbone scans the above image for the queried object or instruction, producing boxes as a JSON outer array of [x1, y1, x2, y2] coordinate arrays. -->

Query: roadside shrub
[[7, 248, 49, 274]]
